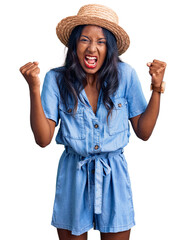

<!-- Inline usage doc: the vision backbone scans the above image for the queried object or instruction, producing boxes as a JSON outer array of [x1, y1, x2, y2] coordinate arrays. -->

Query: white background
[[1, 0, 186, 239]]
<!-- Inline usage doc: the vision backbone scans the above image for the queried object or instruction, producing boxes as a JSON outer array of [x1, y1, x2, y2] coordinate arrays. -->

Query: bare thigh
[[57, 229, 88, 240], [100, 229, 131, 240]]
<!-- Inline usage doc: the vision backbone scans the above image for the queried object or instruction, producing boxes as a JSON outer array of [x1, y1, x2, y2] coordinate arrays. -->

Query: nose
[[88, 41, 97, 53]]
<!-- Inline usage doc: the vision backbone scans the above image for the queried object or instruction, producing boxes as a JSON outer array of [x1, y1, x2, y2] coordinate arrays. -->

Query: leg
[[57, 229, 88, 240], [100, 229, 131, 240]]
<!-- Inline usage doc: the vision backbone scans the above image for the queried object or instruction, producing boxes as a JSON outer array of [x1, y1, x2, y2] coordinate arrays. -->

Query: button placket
[[94, 123, 99, 128], [92, 119, 100, 152]]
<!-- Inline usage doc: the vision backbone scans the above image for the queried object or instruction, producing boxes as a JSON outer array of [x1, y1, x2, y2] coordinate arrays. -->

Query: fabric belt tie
[[65, 146, 123, 214]]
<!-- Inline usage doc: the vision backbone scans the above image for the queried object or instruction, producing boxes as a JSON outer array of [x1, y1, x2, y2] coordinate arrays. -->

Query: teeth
[[86, 56, 97, 60]]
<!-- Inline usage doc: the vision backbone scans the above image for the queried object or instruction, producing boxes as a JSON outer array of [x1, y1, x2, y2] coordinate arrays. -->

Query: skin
[[130, 59, 166, 140], [19, 25, 166, 240], [76, 26, 107, 78], [76, 26, 107, 114]]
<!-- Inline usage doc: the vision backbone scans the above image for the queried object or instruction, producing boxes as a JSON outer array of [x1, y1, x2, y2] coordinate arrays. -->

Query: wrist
[[150, 81, 165, 93], [152, 83, 161, 88], [152, 90, 161, 96], [29, 85, 40, 95]]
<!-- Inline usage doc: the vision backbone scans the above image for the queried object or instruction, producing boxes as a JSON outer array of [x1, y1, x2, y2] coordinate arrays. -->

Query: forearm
[[29, 88, 52, 147], [137, 91, 161, 140]]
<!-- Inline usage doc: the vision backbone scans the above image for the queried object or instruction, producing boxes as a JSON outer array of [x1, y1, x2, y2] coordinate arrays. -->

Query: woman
[[19, 4, 166, 240]]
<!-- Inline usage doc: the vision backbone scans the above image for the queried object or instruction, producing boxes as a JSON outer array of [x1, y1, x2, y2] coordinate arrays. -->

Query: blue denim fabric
[[41, 62, 147, 235]]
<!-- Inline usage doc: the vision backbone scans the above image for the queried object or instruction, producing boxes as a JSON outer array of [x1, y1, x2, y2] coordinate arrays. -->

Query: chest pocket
[[108, 97, 129, 135], [59, 102, 85, 140]]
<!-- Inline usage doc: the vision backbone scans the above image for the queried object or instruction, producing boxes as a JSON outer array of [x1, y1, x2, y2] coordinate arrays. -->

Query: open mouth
[[84, 55, 98, 69]]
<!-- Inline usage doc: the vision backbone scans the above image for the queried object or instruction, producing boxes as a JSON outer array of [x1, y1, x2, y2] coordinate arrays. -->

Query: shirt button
[[67, 108, 72, 113], [94, 145, 99, 150], [118, 103, 122, 107], [92, 170, 95, 174], [94, 124, 99, 128]]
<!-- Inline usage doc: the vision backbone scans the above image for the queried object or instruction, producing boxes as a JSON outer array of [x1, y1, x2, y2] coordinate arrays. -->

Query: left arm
[[130, 59, 167, 141]]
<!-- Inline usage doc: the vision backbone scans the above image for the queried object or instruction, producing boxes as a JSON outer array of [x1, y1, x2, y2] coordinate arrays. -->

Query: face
[[76, 25, 107, 76]]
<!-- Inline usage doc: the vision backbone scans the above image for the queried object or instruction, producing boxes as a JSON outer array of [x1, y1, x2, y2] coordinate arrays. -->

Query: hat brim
[[56, 16, 130, 55]]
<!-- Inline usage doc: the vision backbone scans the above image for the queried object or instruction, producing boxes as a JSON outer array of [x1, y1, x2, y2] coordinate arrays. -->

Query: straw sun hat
[[56, 4, 130, 55]]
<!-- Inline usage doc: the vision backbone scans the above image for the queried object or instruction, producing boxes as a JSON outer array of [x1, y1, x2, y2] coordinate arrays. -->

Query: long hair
[[57, 25, 121, 123]]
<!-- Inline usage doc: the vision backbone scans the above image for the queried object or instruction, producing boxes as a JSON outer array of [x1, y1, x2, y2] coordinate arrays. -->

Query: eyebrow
[[80, 35, 106, 40], [80, 35, 89, 39]]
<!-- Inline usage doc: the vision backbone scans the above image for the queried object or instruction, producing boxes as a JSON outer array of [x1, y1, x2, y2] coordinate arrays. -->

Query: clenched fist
[[147, 59, 167, 87], [19, 62, 40, 91]]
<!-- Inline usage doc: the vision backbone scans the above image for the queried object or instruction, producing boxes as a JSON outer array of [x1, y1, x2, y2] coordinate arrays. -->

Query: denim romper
[[41, 62, 147, 236]]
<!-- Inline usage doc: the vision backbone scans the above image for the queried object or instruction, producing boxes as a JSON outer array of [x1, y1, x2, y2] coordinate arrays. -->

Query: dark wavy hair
[[57, 25, 122, 123]]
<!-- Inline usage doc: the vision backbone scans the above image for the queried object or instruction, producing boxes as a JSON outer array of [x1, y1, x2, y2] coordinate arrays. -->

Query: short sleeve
[[127, 68, 147, 119], [41, 70, 59, 126]]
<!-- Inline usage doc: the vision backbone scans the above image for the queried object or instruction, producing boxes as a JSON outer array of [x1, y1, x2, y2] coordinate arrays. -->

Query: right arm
[[20, 62, 55, 147]]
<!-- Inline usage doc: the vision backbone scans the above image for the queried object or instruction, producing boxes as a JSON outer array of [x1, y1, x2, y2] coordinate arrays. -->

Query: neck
[[83, 73, 100, 91], [87, 73, 97, 86]]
